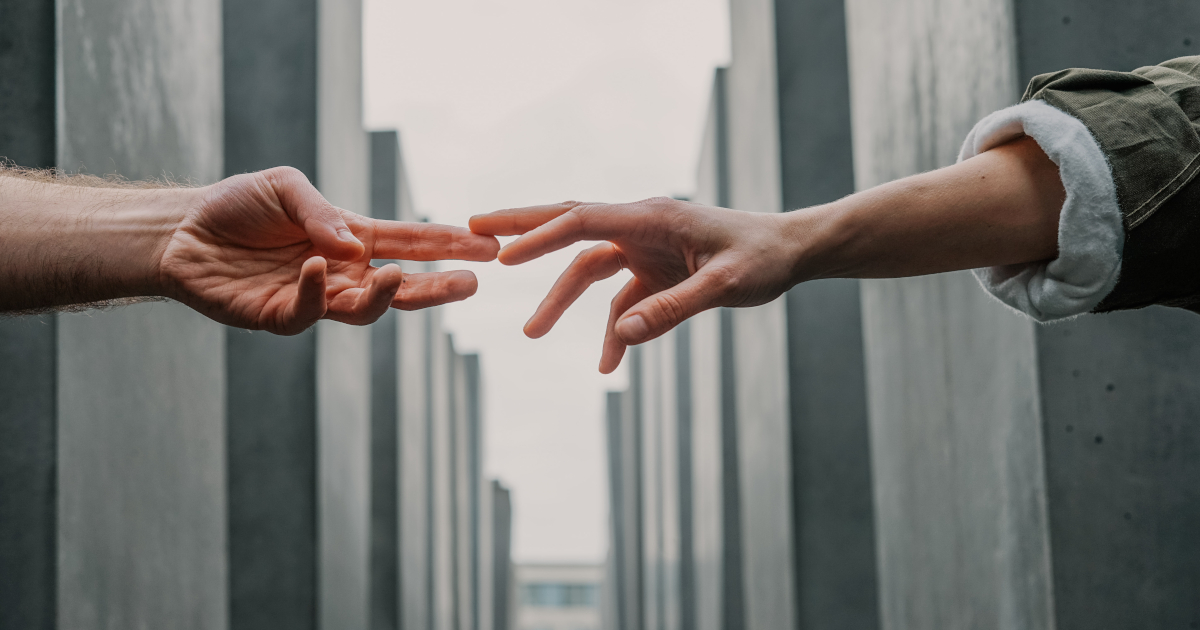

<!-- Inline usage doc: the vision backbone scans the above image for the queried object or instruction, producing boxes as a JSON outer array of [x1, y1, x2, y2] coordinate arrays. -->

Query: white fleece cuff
[[958, 100, 1124, 321]]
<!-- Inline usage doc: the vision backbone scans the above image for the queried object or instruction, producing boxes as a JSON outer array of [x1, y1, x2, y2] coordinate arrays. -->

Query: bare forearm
[[0, 173, 188, 312], [786, 136, 1065, 283]]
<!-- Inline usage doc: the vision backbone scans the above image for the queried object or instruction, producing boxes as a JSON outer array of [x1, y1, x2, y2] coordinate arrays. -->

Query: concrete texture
[[57, 304, 228, 630], [223, 0, 317, 180], [315, 0, 371, 626], [0, 316, 56, 630], [226, 328, 319, 630], [847, 1, 1200, 628], [52, 2, 228, 630], [399, 306, 433, 630], [604, 391, 628, 630], [0, 12, 58, 621], [725, 2, 796, 628], [369, 130, 402, 630], [639, 339, 663, 630], [453, 352, 477, 630], [773, 0, 880, 627], [620, 350, 646, 630], [0, 0, 56, 169], [490, 481, 514, 630], [58, 0, 223, 183], [222, 0, 321, 626], [431, 330, 456, 630], [318, 321, 372, 630]]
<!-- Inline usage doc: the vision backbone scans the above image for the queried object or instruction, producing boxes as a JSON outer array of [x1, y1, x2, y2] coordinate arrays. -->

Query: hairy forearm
[[786, 136, 1065, 282], [0, 171, 190, 312]]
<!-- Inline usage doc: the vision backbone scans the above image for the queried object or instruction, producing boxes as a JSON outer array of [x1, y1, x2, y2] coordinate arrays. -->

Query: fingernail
[[338, 228, 361, 245], [616, 314, 648, 343]]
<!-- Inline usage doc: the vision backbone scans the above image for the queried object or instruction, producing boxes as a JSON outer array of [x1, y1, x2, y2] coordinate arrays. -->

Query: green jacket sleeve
[[1024, 56, 1200, 313]]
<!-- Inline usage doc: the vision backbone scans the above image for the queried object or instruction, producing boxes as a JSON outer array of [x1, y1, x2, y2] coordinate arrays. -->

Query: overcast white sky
[[364, 0, 730, 563]]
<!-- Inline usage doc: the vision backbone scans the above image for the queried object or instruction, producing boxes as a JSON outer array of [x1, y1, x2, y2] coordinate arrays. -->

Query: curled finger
[[525, 243, 626, 339]]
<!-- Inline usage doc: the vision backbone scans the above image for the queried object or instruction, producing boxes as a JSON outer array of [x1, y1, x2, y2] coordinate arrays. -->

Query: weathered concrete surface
[[369, 132, 402, 630], [0, 0, 55, 169], [399, 306, 433, 630], [1014, 5, 1200, 628], [223, 0, 317, 180], [639, 339, 663, 630], [604, 391, 628, 630], [725, 1, 796, 628], [489, 481, 514, 630], [773, 0, 881, 626], [616, 349, 645, 630], [1038, 310, 1200, 629], [848, 1, 1200, 628], [58, 0, 223, 183], [226, 328, 318, 630], [431, 330, 456, 630], [222, 0, 321, 626], [453, 352, 476, 630], [0, 316, 56, 630], [315, 0, 371, 627], [58, 304, 228, 630], [53, 2, 228, 629], [846, 3, 1052, 628], [318, 321, 372, 630], [0, 13, 58, 621]]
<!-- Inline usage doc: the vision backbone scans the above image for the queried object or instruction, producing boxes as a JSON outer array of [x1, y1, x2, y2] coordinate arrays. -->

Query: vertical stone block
[[399, 305, 433, 630], [369, 131, 404, 630], [725, 1, 795, 627], [489, 481, 514, 630], [431, 330, 457, 630], [453, 351, 478, 630], [51, 2, 228, 630], [0, 6, 57, 626], [847, 0, 1200, 627], [223, 0, 320, 625], [639, 339, 663, 630]]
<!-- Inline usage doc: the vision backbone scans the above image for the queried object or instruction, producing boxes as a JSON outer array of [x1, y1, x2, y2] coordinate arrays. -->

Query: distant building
[[515, 563, 603, 630]]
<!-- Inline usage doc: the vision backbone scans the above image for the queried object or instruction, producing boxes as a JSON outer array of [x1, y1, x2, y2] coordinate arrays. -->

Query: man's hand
[[161, 167, 500, 334], [469, 198, 799, 373], [0, 166, 500, 332]]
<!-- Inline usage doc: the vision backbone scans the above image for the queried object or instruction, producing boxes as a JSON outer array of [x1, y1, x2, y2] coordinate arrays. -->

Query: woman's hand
[[469, 197, 809, 373]]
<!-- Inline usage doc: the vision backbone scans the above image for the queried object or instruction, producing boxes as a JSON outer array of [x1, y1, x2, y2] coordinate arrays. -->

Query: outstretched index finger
[[371, 220, 500, 262]]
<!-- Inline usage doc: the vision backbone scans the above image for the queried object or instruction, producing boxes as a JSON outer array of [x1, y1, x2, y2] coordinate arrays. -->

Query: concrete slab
[[52, 3, 228, 629], [726, 2, 796, 627], [399, 307, 433, 630], [847, 1, 1200, 627]]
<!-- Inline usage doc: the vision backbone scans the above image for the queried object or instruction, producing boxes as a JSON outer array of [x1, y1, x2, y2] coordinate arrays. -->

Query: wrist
[[775, 199, 859, 284]]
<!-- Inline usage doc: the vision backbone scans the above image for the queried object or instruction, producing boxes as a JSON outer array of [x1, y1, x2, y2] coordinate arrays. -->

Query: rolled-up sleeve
[[967, 56, 1200, 317]]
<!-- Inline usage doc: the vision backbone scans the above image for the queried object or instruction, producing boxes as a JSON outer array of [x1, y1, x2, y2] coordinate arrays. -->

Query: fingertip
[[301, 255, 328, 279]]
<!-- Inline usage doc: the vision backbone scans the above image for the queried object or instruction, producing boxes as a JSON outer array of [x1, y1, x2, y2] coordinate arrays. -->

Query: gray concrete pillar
[[724, 0, 797, 626], [772, 0, 882, 626], [369, 130, 409, 630], [431, 330, 457, 630], [0, 2, 229, 624], [0, 12, 57, 626], [846, 1, 1200, 628], [489, 480, 514, 630], [223, 0, 371, 626], [606, 347, 646, 630], [453, 351, 481, 630], [399, 304, 433, 630], [639, 338, 664, 630], [686, 68, 747, 630]]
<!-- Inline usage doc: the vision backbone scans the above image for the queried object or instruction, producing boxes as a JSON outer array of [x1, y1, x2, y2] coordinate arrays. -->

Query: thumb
[[266, 166, 365, 260], [614, 268, 726, 345]]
